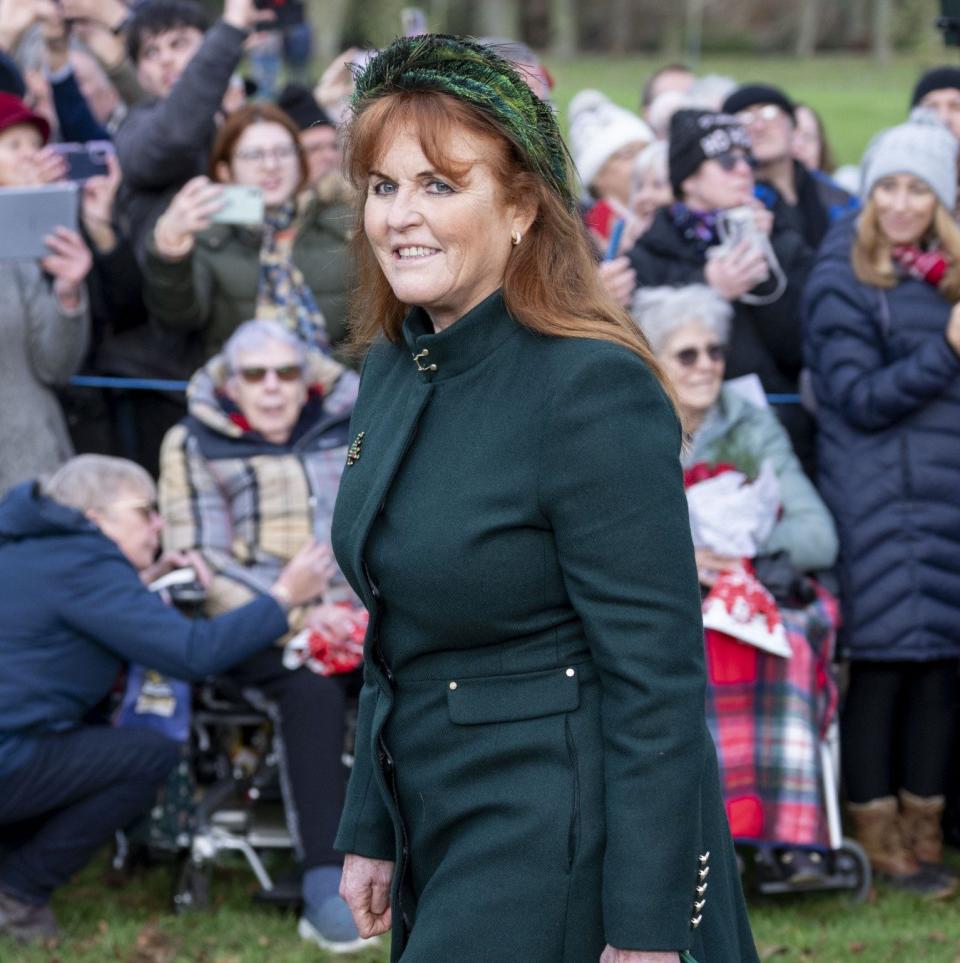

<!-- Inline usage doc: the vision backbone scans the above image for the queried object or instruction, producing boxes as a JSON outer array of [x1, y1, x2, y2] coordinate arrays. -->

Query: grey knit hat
[[861, 110, 958, 211]]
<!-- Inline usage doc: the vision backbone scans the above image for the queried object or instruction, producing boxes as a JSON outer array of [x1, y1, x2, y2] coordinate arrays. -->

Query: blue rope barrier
[[70, 375, 190, 392], [68, 375, 804, 406]]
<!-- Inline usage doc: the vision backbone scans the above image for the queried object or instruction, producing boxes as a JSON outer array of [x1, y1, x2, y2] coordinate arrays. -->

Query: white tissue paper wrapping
[[686, 459, 782, 558]]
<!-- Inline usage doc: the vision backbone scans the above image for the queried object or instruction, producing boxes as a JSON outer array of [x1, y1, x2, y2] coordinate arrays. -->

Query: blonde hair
[[852, 197, 960, 301]]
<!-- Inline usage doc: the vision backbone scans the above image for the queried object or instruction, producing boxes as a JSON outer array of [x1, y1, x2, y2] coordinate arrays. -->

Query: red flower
[[683, 461, 737, 489]]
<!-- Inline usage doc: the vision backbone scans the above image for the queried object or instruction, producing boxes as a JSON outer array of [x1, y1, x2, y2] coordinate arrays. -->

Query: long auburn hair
[[343, 91, 675, 406], [853, 195, 960, 302]]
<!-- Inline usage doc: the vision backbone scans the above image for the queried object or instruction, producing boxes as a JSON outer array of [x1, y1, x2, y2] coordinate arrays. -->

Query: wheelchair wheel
[[173, 857, 212, 913], [829, 838, 873, 903]]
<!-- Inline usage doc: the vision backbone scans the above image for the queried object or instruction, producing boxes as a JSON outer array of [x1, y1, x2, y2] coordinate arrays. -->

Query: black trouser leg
[[226, 648, 355, 868], [901, 659, 958, 798], [0, 727, 179, 905], [842, 661, 902, 803]]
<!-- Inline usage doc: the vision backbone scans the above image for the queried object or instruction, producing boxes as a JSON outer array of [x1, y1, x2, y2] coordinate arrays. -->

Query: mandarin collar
[[400, 290, 519, 382]]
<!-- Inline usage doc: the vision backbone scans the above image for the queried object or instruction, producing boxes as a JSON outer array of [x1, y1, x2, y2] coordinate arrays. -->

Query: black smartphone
[[253, 0, 305, 28], [48, 141, 114, 183]]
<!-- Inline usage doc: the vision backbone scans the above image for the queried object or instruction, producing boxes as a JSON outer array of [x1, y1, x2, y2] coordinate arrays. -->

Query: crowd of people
[[0, 0, 959, 955]]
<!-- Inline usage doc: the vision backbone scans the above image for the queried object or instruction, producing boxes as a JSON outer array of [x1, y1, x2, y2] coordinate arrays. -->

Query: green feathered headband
[[350, 34, 576, 212]]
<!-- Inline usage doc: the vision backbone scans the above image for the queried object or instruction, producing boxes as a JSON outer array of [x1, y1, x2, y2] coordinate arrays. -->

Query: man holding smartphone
[[114, 0, 265, 261]]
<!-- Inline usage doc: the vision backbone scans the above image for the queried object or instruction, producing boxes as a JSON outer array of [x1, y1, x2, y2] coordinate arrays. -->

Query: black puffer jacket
[[803, 213, 960, 661], [629, 207, 813, 395]]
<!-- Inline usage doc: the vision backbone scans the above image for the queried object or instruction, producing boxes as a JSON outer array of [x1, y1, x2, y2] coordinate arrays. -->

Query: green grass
[[545, 52, 960, 166], [4, 849, 960, 962]]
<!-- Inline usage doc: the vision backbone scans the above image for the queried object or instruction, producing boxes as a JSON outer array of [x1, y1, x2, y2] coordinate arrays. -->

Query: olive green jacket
[[142, 196, 351, 362], [331, 291, 759, 962]]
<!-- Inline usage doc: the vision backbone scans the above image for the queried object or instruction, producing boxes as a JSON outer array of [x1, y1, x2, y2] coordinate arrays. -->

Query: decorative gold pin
[[346, 431, 365, 466]]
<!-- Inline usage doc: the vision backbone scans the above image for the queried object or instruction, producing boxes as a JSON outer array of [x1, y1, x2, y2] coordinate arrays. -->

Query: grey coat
[[684, 385, 838, 572], [0, 261, 89, 495]]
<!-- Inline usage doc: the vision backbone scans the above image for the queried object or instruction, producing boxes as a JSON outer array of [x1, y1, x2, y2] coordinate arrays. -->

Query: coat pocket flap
[[446, 666, 581, 725]]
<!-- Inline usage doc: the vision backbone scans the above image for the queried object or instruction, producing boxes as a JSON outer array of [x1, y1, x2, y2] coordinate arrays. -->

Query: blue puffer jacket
[[803, 212, 960, 660]]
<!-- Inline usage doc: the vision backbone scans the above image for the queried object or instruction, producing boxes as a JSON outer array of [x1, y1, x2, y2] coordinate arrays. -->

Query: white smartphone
[[210, 185, 264, 226]]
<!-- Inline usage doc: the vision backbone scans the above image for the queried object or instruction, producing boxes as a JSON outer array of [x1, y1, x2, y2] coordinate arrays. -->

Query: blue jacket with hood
[[803, 212, 960, 660], [0, 481, 288, 775]]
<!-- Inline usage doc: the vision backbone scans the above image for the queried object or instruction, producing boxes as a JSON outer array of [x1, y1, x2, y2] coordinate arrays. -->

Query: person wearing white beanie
[[568, 89, 653, 205], [567, 90, 655, 262]]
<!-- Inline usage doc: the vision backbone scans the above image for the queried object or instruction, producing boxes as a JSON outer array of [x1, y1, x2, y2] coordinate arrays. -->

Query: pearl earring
[[511, 230, 522, 246]]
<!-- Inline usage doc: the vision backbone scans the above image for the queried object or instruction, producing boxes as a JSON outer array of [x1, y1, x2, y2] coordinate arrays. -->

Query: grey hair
[[630, 284, 732, 355], [630, 140, 668, 195], [223, 320, 308, 372], [43, 455, 155, 513], [687, 74, 739, 111]]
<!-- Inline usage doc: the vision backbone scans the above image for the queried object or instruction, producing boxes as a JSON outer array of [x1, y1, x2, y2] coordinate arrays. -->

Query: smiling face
[[136, 26, 204, 99], [87, 484, 163, 572], [363, 126, 532, 331], [681, 150, 755, 212], [871, 172, 938, 246], [658, 322, 726, 423], [225, 339, 308, 445], [218, 121, 302, 208]]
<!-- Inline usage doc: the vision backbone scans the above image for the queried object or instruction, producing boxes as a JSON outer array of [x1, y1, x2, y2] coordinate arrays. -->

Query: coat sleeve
[[50, 69, 110, 142], [333, 670, 397, 860], [19, 263, 90, 385], [538, 345, 707, 952], [114, 21, 244, 190], [142, 240, 211, 332], [805, 286, 960, 431], [751, 408, 838, 571], [57, 538, 288, 679]]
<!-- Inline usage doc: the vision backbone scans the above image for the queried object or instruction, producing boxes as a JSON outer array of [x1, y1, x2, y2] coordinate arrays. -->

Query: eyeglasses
[[713, 150, 755, 172], [673, 344, 726, 367], [735, 104, 784, 127], [233, 144, 300, 165], [111, 498, 161, 521], [237, 364, 303, 383]]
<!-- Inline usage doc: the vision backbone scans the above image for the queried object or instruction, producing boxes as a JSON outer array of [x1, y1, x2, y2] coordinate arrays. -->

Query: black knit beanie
[[911, 67, 960, 107], [668, 109, 752, 198], [722, 83, 796, 122]]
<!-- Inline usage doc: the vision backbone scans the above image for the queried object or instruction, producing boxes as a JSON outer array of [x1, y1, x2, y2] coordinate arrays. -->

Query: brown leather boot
[[899, 789, 950, 866], [847, 796, 956, 898]]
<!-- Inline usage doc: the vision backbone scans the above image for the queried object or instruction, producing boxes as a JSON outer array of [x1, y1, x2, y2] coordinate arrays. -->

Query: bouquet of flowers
[[283, 604, 368, 675], [685, 459, 789, 657]]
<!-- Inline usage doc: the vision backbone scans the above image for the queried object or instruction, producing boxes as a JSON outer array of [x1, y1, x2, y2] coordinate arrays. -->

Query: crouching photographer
[[0, 455, 332, 942]]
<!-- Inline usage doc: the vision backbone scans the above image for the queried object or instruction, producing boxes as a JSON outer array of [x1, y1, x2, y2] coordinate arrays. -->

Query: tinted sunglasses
[[237, 364, 303, 384], [713, 150, 756, 172], [674, 344, 726, 367]]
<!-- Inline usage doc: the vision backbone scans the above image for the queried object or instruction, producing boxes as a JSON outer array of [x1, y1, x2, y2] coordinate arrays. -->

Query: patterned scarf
[[669, 202, 722, 254], [256, 198, 330, 352], [891, 243, 949, 288]]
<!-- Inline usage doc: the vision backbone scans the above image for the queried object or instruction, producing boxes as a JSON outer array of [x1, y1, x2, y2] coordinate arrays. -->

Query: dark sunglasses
[[674, 344, 726, 367], [714, 151, 756, 172], [237, 364, 303, 384]]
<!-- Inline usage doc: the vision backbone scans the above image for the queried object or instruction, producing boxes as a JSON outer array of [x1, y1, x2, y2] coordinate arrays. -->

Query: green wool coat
[[331, 291, 759, 963]]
